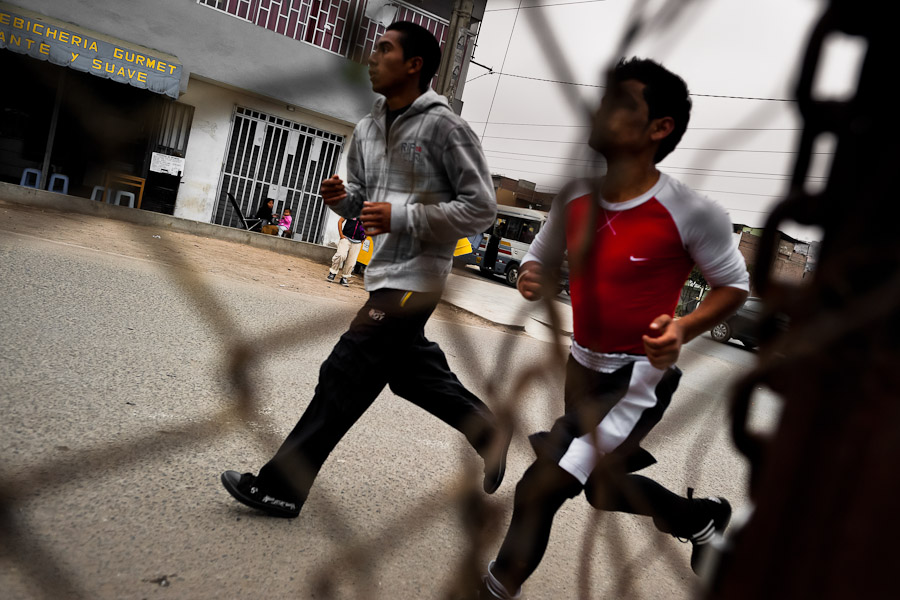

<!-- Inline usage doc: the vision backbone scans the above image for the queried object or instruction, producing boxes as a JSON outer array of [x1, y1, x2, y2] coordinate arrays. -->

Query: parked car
[[710, 297, 765, 348]]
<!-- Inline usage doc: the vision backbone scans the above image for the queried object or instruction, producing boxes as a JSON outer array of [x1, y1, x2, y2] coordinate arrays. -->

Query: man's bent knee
[[514, 461, 583, 508]]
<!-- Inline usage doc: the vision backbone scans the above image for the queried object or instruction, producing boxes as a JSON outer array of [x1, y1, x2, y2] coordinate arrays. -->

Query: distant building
[[1, 0, 486, 245], [677, 226, 819, 315], [736, 227, 819, 294], [491, 174, 555, 211]]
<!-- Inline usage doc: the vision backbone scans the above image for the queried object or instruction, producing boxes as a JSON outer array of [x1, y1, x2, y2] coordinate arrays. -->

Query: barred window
[[198, 0, 227, 10], [349, 5, 448, 66], [198, 0, 448, 71], [198, 0, 256, 21]]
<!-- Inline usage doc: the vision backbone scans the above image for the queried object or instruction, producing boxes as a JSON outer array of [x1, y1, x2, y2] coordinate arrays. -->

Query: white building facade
[[0, 0, 484, 245]]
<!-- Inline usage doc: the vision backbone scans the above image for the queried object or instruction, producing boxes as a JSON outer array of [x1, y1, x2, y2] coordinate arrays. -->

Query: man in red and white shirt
[[478, 59, 750, 599]]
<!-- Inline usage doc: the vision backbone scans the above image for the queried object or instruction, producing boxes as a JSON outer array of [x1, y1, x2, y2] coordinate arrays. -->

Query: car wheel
[[505, 263, 519, 287], [711, 322, 731, 343]]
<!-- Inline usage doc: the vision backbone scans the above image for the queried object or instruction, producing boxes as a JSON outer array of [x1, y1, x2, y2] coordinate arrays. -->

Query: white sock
[[484, 561, 522, 599]]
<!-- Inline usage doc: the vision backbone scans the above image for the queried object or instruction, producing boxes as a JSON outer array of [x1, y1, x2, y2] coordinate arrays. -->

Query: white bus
[[471, 205, 548, 286]]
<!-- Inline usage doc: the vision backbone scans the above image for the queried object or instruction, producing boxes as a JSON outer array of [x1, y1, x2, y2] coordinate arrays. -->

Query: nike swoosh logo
[[629, 256, 650, 262]]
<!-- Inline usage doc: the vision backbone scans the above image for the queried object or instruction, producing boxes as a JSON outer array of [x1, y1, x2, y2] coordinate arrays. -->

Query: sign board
[[0, 2, 183, 99], [150, 152, 185, 176]]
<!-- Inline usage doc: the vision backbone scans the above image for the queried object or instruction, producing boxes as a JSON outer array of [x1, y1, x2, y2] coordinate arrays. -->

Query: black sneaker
[[482, 425, 512, 494], [220, 470, 301, 518], [686, 495, 732, 574], [326, 273, 336, 282], [340, 277, 349, 287]]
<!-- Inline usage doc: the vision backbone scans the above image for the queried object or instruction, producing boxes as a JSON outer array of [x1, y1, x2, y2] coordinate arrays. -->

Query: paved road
[[0, 228, 773, 600], [451, 262, 572, 306], [445, 264, 574, 344]]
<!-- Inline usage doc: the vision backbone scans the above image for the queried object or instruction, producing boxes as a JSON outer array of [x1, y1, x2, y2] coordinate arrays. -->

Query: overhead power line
[[483, 154, 814, 183], [485, 0, 607, 12], [488, 166, 792, 198], [481, 149, 829, 179], [480, 0, 523, 142], [489, 170, 789, 205], [483, 135, 586, 144], [484, 71, 602, 88], [490, 166, 574, 178], [467, 70, 795, 102], [677, 147, 827, 154], [693, 188, 782, 198], [468, 120, 803, 131], [482, 135, 829, 154], [664, 166, 824, 178], [488, 170, 789, 206], [465, 72, 495, 84], [722, 207, 778, 214]]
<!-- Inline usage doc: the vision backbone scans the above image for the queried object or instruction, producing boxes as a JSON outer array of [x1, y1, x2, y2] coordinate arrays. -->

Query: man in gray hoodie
[[221, 21, 509, 519]]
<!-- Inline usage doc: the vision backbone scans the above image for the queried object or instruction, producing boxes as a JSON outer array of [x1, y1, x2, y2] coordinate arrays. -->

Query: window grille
[[198, 0, 448, 67], [349, 5, 448, 69], [198, 0, 256, 21], [212, 106, 345, 244]]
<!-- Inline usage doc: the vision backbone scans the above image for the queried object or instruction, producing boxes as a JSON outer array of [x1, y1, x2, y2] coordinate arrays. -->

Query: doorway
[[212, 106, 344, 244]]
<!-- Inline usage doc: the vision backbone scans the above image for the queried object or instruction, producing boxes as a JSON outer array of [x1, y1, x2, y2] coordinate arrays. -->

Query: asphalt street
[[0, 227, 777, 600]]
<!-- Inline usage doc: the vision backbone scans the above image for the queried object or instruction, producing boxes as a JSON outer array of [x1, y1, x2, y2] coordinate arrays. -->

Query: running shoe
[[220, 470, 300, 518], [686, 495, 732, 574], [482, 426, 512, 494]]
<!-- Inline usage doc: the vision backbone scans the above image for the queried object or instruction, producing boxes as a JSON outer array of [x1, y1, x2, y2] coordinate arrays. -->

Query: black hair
[[386, 21, 442, 92], [612, 58, 691, 163]]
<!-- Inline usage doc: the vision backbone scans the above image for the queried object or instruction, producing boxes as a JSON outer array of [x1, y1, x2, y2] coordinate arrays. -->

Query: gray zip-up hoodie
[[330, 89, 496, 293]]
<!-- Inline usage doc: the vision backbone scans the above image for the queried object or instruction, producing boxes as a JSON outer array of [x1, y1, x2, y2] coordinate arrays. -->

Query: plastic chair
[[113, 191, 136, 208], [49, 174, 69, 195], [91, 186, 107, 202], [20, 168, 41, 188]]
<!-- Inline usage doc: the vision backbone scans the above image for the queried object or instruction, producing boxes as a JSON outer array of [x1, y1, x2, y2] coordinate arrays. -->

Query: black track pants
[[256, 289, 496, 505]]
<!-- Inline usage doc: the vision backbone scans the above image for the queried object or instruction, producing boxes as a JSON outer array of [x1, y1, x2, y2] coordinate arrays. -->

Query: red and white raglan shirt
[[523, 173, 749, 483]]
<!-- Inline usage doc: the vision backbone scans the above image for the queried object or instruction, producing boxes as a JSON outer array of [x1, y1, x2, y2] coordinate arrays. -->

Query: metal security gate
[[212, 106, 344, 243]]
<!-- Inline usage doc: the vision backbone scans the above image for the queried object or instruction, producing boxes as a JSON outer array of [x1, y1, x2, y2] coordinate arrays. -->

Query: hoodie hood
[[371, 89, 451, 121]]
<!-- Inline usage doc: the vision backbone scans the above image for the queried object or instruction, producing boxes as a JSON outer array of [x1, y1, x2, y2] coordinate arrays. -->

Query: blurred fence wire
[[2, 0, 890, 598]]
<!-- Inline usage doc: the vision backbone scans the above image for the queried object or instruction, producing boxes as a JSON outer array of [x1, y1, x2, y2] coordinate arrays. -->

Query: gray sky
[[460, 0, 864, 241]]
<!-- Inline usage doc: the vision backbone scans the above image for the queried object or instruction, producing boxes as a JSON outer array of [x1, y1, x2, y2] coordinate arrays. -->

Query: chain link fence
[[2, 0, 886, 598]]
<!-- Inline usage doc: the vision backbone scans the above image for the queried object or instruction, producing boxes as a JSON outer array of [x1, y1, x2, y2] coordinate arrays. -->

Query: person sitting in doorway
[[277, 209, 292, 237], [255, 199, 275, 227]]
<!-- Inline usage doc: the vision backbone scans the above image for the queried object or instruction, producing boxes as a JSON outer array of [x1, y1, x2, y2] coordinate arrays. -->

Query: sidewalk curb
[[1, 182, 573, 338], [438, 296, 526, 333], [0, 182, 334, 264]]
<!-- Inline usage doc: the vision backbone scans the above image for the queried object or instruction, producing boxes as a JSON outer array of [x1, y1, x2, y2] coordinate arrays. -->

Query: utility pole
[[435, 0, 474, 109]]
